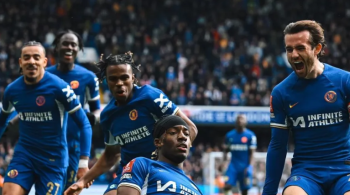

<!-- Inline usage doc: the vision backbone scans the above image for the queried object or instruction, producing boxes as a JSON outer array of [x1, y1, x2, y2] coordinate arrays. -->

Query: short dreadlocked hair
[[52, 29, 84, 54], [20, 41, 46, 73], [95, 51, 141, 82]]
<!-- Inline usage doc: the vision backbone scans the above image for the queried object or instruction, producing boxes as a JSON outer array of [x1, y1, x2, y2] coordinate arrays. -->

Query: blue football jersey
[[1, 72, 81, 167], [100, 85, 179, 171], [118, 157, 202, 195], [225, 129, 256, 170], [270, 64, 350, 163], [46, 64, 100, 149]]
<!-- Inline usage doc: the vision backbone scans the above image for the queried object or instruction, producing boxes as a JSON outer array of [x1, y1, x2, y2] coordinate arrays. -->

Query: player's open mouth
[[294, 62, 304, 70], [63, 51, 73, 59], [27, 66, 37, 71], [116, 90, 125, 96]]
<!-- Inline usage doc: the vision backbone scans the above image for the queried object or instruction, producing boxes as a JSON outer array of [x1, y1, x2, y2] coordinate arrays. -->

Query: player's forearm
[[249, 150, 255, 166], [176, 110, 198, 142], [70, 108, 92, 157], [263, 128, 289, 195], [223, 150, 229, 162], [79, 150, 120, 183]]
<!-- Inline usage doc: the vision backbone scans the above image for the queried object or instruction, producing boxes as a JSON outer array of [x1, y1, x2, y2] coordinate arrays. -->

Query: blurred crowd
[[1, 0, 350, 106]]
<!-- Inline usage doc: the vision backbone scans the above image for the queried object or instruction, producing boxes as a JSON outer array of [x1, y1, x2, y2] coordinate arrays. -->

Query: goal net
[[202, 152, 294, 195]]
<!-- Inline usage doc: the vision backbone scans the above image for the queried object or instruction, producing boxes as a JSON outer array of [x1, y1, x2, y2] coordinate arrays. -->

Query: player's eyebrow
[[23, 54, 41, 58]]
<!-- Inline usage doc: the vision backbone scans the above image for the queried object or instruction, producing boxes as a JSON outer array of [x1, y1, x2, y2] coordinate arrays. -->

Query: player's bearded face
[[159, 126, 191, 164], [106, 64, 135, 105], [285, 31, 317, 78], [19, 46, 47, 84], [57, 33, 79, 65]]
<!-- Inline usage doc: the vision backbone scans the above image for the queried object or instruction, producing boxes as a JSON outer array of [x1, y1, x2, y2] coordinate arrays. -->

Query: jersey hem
[[118, 182, 141, 192]]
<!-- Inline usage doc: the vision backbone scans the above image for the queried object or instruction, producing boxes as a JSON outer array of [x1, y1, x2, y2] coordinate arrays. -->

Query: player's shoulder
[[74, 64, 96, 76], [226, 129, 237, 137], [45, 72, 68, 86], [245, 128, 256, 136], [132, 85, 165, 102], [101, 98, 115, 115], [272, 72, 298, 93], [140, 85, 165, 97], [45, 65, 57, 72], [129, 157, 151, 167], [323, 63, 350, 80], [3, 76, 25, 97], [324, 63, 349, 74]]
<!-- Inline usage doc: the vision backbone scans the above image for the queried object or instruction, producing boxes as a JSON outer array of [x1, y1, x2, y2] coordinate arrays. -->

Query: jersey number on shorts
[[46, 182, 60, 195], [68, 170, 76, 183]]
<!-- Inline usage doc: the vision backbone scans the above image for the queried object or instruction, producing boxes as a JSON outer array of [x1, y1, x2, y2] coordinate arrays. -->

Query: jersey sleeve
[[86, 76, 101, 112], [0, 87, 14, 136], [270, 89, 288, 129], [1, 87, 15, 114], [104, 129, 118, 145], [86, 76, 100, 102], [149, 88, 179, 118], [56, 82, 81, 113], [100, 111, 118, 145], [118, 158, 148, 192], [249, 133, 257, 150], [345, 74, 350, 104]]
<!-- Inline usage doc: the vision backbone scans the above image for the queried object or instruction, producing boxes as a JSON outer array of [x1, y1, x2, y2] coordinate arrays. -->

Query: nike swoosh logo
[[289, 102, 298, 108], [13, 101, 18, 105]]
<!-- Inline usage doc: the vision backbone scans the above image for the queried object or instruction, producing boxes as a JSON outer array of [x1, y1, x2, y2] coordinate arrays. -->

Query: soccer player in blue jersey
[[47, 30, 101, 189], [223, 114, 257, 195], [0, 41, 92, 195], [117, 115, 202, 195], [64, 52, 198, 195], [263, 20, 350, 195]]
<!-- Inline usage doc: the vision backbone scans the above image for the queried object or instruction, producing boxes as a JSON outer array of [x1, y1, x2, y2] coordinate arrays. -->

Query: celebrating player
[[223, 114, 257, 195], [46, 30, 101, 189], [117, 115, 202, 195], [64, 52, 197, 195], [0, 41, 92, 195], [263, 20, 350, 195]]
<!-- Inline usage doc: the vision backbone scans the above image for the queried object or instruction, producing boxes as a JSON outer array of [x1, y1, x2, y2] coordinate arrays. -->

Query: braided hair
[[95, 51, 141, 83]]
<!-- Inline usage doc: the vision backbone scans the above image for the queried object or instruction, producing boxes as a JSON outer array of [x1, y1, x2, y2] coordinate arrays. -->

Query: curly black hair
[[95, 51, 141, 82]]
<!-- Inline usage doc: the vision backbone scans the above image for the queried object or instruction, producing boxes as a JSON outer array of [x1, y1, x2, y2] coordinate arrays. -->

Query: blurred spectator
[[1, 0, 349, 104]]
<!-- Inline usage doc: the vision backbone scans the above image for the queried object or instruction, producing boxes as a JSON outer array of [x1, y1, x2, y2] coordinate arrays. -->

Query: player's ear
[[19, 58, 23, 68], [154, 138, 163, 148], [43, 57, 48, 68], [314, 43, 322, 56]]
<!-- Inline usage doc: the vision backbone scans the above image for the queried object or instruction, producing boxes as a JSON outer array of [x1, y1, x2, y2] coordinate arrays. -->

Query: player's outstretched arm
[[64, 144, 121, 195], [176, 109, 198, 142], [262, 127, 289, 195], [69, 107, 93, 179]]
